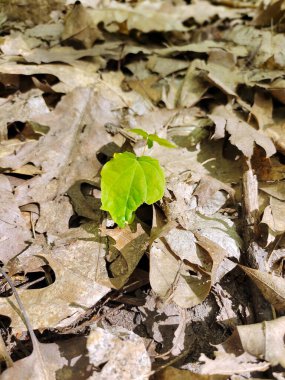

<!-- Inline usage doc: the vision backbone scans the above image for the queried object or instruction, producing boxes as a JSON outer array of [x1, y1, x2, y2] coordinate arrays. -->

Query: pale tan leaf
[[200, 351, 269, 375], [260, 182, 285, 201], [193, 175, 234, 208], [194, 232, 228, 283], [0, 175, 31, 264], [1, 341, 67, 380]]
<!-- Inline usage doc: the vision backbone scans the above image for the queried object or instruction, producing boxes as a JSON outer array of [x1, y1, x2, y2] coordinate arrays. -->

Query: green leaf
[[101, 152, 165, 228], [148, 134, 176, 148], [129, 128, 149, 139], [129, 128, 176, 149]]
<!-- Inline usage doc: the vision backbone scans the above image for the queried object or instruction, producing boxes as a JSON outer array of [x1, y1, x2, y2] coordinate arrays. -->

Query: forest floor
[[1, 0, 285, 379]]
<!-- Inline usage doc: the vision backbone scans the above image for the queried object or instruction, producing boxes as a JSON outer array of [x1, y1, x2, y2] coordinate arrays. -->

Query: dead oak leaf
[[0, 175, 31, 264], [0, 238, 110, 333]]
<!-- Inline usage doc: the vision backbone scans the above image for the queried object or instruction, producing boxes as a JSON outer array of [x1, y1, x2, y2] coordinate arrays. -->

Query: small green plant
[[100, 128, 175, 228]]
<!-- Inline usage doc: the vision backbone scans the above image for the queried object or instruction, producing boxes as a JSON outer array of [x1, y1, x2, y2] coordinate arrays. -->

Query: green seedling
[[100, 128, 176, 228]]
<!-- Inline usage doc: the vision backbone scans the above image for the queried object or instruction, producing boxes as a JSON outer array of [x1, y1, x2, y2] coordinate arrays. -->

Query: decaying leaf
[[154, 366, 227, 380], [200, 351, 269, 375], [1, 340, 67, 380], [87, 325, 151, 380]]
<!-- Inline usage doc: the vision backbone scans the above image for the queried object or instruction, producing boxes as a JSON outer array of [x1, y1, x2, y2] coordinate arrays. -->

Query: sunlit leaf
[[101, 152, 165, 227], [129, 128, 176, 148], [129, 128, 149, 139], [149, 133, 177, 148]]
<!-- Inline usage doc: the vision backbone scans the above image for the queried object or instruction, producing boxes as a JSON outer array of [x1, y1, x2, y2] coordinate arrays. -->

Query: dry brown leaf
[[149, 208, 235, 308], [82, 0, 252, 34], [0, 0, 63, 23], [194, 175, 234, 208], [0, 236, 110, 333], [177, 60, 209, 108], [0, 86, 120, 237], [101, 222, 150, 289], [251, 91, 273, 130], [224, 24, 285, 68], [149, 230, 211, 308], [264, 120, 285, 155], [0, 88, 49, 140], [199, 61, 240, 97], [240, 265, 285, 311], [88, 2, 190, 33], [0, 61, 101, 92], [194, 232, 229, 283], [253, 0, 285, 27], [61, 1, 103, 48], [210, 104, 276, 158], [155, 40, 247, 60], [127, 76, 162, 105]]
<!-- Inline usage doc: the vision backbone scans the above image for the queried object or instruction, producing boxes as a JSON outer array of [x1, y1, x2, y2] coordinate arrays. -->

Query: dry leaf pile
[[1, 0, 285, 379]]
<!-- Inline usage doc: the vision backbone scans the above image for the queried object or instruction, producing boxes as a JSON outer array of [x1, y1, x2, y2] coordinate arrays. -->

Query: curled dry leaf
[[239, 265, 285, 311], [237, 317, 285, 367]]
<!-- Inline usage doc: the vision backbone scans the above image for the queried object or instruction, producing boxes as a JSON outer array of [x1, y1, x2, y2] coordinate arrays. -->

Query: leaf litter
[[1, 0, 285, 379]]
